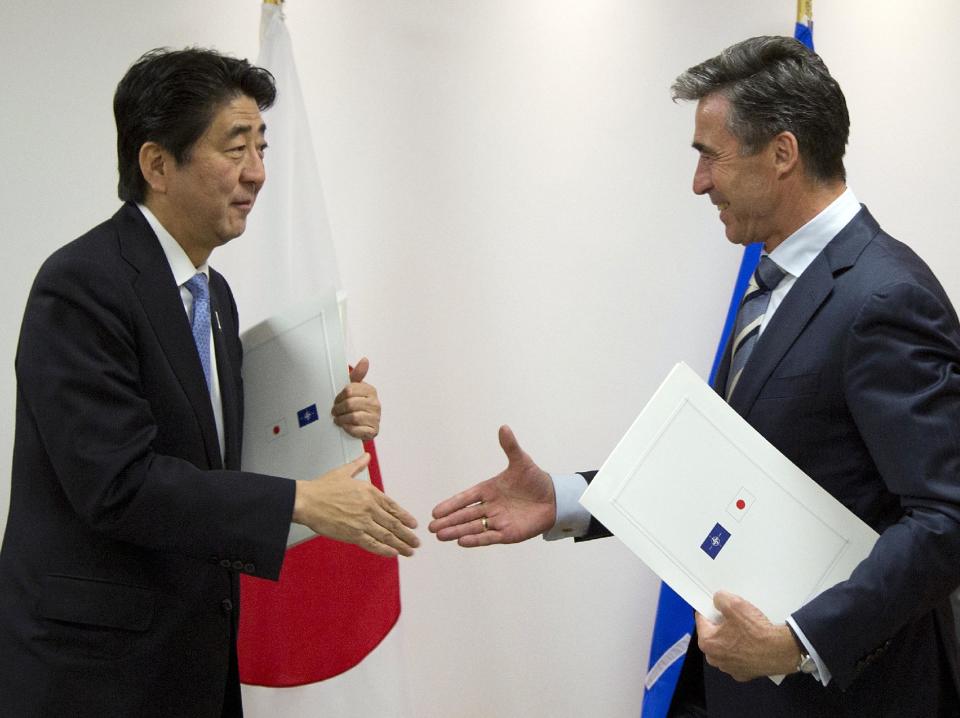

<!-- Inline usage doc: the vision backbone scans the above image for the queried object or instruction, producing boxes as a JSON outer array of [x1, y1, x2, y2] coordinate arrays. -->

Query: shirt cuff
[[543, 473, 591, 541], [785, 615, 832, 686]]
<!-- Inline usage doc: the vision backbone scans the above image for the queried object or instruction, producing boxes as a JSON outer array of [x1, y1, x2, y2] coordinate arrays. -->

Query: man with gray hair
[[430, 36, 960, 716]]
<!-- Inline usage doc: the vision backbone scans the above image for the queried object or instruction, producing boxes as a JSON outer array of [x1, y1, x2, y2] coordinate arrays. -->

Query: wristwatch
[[786, 623, 817, 675]]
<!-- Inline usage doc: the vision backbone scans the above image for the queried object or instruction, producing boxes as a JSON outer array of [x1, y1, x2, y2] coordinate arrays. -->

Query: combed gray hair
[[672, 36, 848, 182]]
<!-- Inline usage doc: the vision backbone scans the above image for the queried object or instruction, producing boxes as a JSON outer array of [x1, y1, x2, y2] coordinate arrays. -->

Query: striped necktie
[[725, 256, 786, 400], [184, 272, 212, 391]]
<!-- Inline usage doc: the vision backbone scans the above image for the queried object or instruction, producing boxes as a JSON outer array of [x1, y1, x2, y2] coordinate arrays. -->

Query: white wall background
[[1, 2, 958, 716]]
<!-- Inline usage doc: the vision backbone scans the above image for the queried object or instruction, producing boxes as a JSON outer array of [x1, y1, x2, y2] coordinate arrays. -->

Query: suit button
[[244, 563, 255, 574], [221, 599, 233, 614], [232, 560, 244, 571], [220, 559, 231, 568]]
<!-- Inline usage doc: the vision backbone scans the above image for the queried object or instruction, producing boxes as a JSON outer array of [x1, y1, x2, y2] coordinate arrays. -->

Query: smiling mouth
[[717, 201, 729, 211]]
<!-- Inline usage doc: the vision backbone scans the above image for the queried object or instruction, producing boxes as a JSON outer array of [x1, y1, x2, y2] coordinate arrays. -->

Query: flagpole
[[795, 0, 814, 50]]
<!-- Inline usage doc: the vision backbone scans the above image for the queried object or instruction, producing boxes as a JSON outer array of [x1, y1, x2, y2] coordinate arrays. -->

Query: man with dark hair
[[430, 35, 960, 716], [0, 47, 418, 718], [114, 47, 280, 204]]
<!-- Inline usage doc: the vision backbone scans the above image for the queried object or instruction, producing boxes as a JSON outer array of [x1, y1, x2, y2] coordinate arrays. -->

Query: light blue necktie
[[184, 273, 212, 391], [725, 256, 786, 400]]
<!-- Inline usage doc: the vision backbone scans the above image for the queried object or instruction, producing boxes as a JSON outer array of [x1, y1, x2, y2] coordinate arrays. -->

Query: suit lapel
[[727, 258, 833, 415], [714, 333, 734, 397], [115, 204, 223, 469], [209, 274, 242, 471], [726, 206, 880, 417]]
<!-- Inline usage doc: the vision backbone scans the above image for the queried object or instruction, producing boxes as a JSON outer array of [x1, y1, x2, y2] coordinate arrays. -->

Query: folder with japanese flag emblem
[[240, 292, 367, 546], [580, 362, 878, 681]]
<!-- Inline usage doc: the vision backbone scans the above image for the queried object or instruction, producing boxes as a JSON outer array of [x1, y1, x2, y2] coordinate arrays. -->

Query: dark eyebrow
[[225, 122, 267, 140]]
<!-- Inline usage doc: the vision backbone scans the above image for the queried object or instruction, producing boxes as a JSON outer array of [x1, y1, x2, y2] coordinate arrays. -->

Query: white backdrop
[[2, 2, 958, 717]]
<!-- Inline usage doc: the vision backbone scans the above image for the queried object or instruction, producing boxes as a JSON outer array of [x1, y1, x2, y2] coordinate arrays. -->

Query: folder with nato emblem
[[579, 362, 878, 672], [239, 293, 367, 546]]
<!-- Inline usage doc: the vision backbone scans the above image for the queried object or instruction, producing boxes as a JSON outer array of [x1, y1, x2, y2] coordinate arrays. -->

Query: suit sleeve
[[574, 470, 612, 541], [793, 280, 960, 687], [16, 252, 295, 580]]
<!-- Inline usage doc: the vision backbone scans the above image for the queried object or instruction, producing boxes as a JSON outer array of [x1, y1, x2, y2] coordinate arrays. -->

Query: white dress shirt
[[546, 187, 864, 684], [137, 204, 226, 460]]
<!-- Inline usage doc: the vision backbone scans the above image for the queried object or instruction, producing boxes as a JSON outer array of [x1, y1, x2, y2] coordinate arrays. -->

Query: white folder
[[580, 362, 878, 633], [240, 293, 367, 546]]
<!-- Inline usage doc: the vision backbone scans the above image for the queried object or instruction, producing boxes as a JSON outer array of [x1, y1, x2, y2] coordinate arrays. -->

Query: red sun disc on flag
[[237, 439, 400, 686]]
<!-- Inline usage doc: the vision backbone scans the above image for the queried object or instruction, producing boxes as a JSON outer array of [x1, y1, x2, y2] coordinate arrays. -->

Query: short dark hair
[[113, 47, 276, 203], [671, 36, 849, 182]]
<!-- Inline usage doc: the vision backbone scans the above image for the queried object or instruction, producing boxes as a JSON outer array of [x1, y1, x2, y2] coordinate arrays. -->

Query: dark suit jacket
[[585, 207, 960, 717], [0, 203, 296, 717]]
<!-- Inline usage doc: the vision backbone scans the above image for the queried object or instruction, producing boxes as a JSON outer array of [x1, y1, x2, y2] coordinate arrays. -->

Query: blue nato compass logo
[[700, 522, 731, 560], [297, 403, 319, 428]]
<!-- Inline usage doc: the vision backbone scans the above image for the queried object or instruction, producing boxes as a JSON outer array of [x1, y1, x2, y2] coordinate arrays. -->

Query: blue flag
[[297, 403, 320, 428], [700, 523, 733, 560], [795, 0, 814, 51], [640, 6, 814, 716]]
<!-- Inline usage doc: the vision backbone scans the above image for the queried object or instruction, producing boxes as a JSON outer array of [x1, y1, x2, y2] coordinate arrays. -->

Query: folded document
[[240, 294, 367, 547], [579, 362, 878, 631]]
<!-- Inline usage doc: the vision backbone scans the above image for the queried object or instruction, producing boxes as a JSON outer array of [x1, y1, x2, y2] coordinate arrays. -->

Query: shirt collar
[[136, 203, 210, 286], [767, 186, 861, 278]]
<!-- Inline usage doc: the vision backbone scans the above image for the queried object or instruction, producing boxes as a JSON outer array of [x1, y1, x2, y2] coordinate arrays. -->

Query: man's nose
[[692, 157, 711, 195], [242, 149, 266, 188]]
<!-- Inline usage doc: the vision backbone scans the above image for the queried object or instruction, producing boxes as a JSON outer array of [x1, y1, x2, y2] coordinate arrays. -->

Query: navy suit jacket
[[0, 204, 296, 717], [586, 207, 960, 717]]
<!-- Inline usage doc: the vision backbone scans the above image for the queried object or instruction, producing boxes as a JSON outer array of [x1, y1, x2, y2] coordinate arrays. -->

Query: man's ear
[[771, 130, 800, 177], [139, 142, 171, 194]]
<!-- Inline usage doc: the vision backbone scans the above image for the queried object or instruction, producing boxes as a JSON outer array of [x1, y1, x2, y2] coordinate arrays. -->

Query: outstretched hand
[[428, 425, 556, 547], [293, 453, 419, 558]]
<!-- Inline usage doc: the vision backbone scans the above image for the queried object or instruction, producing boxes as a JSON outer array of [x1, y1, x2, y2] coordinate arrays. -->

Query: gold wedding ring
[[481, 516, 489, 531]]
